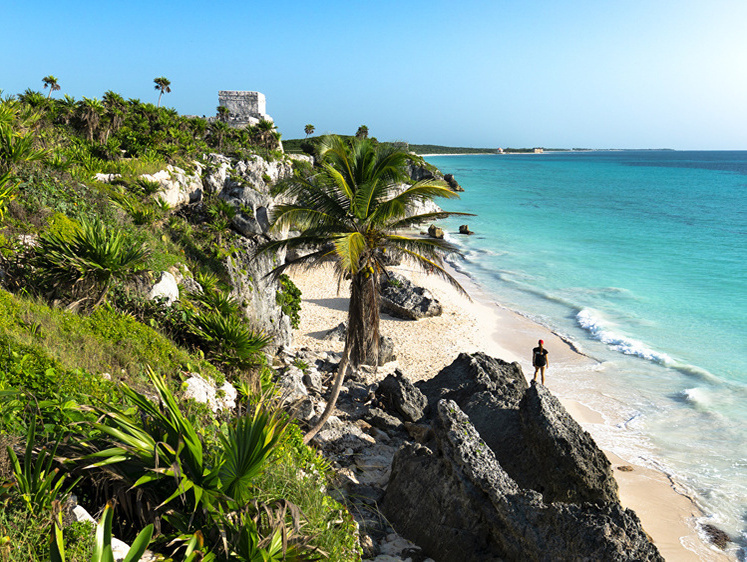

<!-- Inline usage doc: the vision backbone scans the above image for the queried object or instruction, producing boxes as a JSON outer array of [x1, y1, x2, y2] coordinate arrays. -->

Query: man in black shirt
[[532, 339, 548, 385]]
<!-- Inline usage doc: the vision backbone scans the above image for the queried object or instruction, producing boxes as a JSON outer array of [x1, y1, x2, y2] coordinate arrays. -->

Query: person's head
[[538, 339, 544, 347]]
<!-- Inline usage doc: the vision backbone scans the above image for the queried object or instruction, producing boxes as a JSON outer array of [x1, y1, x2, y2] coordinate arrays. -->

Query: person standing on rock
[[532, 339, 549, 384]]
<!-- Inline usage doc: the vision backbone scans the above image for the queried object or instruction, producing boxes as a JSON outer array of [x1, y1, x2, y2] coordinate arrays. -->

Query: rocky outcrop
[[458, 224, 474, 235], [223, 235, 292, 349], [519, 382, 619, 504], [380, 272, 442, 320], [269, 344, 659, 562], [416, 352, 619, 505], [202, 153, 294, 238], [376, 371, 427, 423], [381, 400, 663, 562], [142, 164, 204, 208], [443, 173, 464, 192], [426, 224, 444, 239], [197, 153, 297, 348]]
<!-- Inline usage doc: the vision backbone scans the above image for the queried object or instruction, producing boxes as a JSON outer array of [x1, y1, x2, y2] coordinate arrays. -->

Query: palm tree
[[42, 75, 60, 99], [102, 90, 126, 140], [254, 118, 279, 150], [260, 135, 471, 442], [76, 97, 104, 142], [304, 124, 315, 138], [217, 105, 230, 122], [56, 94, 77, 126], [355, 125, 369, 139], [153, 76, 171, 107]]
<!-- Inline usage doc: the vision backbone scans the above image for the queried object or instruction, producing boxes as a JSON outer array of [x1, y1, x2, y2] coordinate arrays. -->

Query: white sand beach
[[288, 261, 729, 561]]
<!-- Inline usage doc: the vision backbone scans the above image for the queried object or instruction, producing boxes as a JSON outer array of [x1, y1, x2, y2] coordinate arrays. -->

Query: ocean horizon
[[425, 150, 746, 555]]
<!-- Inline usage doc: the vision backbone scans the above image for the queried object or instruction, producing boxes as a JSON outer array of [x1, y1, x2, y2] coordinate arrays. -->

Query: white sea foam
[[576, 308, 674, 365], [681, 387, 712, 409]]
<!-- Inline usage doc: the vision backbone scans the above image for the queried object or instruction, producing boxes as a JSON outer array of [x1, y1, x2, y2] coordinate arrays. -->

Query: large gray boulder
[[416, 352, 618, 505], [376, 371, 427, 423], [380, 272, 442, 320], [520, 382, 619, 504], [380, 400, 663, 562]]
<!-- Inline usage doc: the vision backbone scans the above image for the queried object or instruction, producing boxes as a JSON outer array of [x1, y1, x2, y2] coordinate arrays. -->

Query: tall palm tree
[[304, 124, 315, 138], [76, 97, 104, 142], [217, 105, 230, 122], [260, 135, 471, 442], [254, 118, 279, 150], [42, 75, 60, 99], [56, 94, 77, 126], [102, 90, 126, 140], [153, 76, 171, 107]]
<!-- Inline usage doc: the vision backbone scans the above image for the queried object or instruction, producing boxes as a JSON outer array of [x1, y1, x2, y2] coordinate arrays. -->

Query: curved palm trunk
[[303, 271, 380, 443], [303, 343, 350, 444]]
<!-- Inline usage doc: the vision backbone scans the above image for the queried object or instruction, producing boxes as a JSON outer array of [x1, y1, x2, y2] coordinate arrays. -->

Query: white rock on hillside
[[182, 374, 237, 412], [141, 163, 203, 208], [148, 271, 180, 305]]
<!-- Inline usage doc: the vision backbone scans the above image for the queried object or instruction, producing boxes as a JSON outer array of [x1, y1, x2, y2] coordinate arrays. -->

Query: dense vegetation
[[0, 83, 360, 560]]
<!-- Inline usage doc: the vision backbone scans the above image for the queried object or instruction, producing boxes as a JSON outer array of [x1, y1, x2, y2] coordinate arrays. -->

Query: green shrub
[[276, 274, 301, 329], [33, 218, 151, 309], [252, 423, 362, 561]]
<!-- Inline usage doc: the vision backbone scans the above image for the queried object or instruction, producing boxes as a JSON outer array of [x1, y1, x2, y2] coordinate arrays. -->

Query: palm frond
[[334, 231, 367, 275]]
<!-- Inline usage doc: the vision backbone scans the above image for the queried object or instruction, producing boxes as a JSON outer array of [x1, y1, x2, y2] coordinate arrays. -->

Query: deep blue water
[[426, 151, 746, 551]]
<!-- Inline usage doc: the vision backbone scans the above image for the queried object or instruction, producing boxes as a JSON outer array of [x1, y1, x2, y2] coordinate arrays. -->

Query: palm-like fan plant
[[260, 135, 471, 442], [154, 76, 172, 107], [76, 97, 104, 142], [34, 218, 151, 309], [42, 75, 61, 98]]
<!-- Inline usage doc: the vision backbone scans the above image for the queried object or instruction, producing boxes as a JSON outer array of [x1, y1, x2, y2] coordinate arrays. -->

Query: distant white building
[[217, 91, 273, 128]]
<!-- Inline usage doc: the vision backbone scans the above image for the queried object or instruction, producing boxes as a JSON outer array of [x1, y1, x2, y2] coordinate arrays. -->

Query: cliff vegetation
[[0, 85, 361, 560]]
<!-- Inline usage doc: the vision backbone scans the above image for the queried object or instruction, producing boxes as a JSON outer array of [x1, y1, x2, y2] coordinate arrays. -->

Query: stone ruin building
[[217, 91, 274, 128]]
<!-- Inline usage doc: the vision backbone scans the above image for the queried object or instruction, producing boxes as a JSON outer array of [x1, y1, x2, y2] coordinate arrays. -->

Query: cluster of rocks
[[425, 223, 475, 239], [272, 346, 664, 561]]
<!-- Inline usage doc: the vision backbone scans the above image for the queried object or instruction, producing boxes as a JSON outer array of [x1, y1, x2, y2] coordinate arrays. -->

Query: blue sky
[[2, 0, 746, 149]]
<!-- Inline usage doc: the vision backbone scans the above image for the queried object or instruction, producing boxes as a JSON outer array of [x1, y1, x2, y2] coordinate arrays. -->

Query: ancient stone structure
[[217, 90, 273, 127]]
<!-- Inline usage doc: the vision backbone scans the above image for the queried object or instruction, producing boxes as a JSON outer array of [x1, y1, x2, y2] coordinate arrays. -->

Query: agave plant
[[51, 502, 154, 562], [6, 418, 80, 516], [34, 218, 151, 309], [83, 370, 287, 533], [188, 311, 272, 371]]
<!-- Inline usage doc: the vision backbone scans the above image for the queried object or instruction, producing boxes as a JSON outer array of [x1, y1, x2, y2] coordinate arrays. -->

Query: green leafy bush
[[33, 218, 151, 309], [276, 274, 301, 329]]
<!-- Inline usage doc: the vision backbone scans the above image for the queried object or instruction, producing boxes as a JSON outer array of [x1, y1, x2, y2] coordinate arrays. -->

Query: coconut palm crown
[[42, 75, 60, 98], [153, 76, 171, 107], [260, 135, 472, 442]]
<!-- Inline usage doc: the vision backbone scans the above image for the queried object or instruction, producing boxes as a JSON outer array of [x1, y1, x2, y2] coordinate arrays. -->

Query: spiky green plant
[[6, 419, 80, 516], [188, 311, 272, 371], [34, 218, 151, 309], [82, 370, 287, 535]]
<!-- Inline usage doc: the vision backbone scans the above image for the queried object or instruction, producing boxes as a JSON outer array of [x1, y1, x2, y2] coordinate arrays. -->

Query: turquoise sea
[[426, 151, 746, 553]]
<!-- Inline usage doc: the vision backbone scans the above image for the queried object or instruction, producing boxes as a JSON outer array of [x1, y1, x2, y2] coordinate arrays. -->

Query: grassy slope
[[0, 93, 361, 561]]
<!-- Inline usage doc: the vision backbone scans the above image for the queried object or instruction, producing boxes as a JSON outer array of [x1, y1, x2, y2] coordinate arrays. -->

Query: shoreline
[[289, 261, 729, 561]]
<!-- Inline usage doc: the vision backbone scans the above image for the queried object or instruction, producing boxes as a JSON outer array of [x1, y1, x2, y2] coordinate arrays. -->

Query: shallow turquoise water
[[426, 151, 746, 550]]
